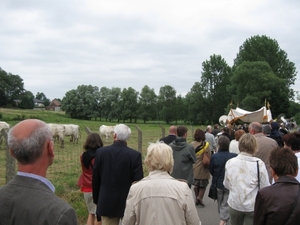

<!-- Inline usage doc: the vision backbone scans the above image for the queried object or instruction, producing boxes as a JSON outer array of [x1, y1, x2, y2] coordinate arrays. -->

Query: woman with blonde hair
[[223, 133, 270, 225], [122, 142, 201, 225]]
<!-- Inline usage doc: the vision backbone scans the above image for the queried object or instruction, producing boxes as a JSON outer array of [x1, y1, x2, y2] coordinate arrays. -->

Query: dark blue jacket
[[92, 141, 144, 218], [209, 150, 237, 189]]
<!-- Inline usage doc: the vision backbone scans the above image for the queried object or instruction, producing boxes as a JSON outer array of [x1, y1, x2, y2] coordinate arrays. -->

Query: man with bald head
[[160, 125, 177, 145], [0, 119, 78, 225], [249, 122, 278, 183]]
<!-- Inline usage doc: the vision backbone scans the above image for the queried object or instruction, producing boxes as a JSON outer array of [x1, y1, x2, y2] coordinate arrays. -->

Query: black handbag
[[208, 184, 217, 200]]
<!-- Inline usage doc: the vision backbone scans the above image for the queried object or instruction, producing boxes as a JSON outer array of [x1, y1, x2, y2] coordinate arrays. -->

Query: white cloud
[[0, 0, 299, 101]]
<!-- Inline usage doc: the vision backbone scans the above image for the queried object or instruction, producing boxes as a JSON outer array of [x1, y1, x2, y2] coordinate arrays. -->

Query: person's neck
[[18, 163, 47, 177]]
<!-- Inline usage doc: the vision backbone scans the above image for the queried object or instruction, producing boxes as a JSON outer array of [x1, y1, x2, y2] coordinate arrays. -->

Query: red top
[[79, 154, 95, 193]]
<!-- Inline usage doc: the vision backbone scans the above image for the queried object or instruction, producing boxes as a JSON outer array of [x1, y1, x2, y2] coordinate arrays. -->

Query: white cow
[[99, 125, 115, 143], [0, 121, 10, 132], [0, 121, 10, 145], [48, 123, 65, 148], [64, 124, 80, 144]]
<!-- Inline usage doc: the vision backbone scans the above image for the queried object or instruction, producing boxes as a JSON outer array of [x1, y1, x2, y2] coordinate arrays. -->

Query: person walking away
[[229, 129, 245, 154], [254, 147, 300, 224], [122, 142, 201, 225], [0, 119, 78, 225], [223, 133, 270, 225], [210, 136, 237, 225], [249, 122, 278, 183], [205, 125, 217, 155], [92, 124, 144, 225], [170, 126, 196, 188], [282, 131, 300, 182], [159, 125, 177, 144], [78, 133, 103, 225], [190, 128, 211, 206]]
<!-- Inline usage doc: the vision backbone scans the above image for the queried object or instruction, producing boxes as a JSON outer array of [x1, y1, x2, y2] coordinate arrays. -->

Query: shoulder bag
[[203, 151, 210, 168]]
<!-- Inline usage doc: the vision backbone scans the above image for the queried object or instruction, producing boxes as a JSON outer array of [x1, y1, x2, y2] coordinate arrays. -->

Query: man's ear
[[48, 141, 54, 157], [9, 149, 16, 158]]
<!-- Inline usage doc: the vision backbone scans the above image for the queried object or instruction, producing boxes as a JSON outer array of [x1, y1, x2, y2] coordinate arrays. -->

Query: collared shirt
[[17, 171, 55, 192], [223, 152, 270, 212], [295, 152, 300, 182]]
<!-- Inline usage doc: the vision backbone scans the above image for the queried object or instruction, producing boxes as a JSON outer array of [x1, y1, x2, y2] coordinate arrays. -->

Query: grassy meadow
[[0, 108, 202, 224]]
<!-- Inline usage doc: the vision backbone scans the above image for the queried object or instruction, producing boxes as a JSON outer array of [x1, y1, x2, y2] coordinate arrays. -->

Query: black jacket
[[92, 141, 144, 218]]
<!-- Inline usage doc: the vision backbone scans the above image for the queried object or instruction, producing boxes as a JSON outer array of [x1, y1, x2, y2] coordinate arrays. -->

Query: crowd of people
[[0, 119, 300, 225]]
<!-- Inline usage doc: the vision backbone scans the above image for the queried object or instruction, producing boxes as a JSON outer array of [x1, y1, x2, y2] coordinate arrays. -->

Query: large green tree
[[229, 61, 285, 114], [200, 54, 232, 123], [0, 68, 25, 107], [138, 85, 158, 123], [107, 87, 122, 122], [19, 91, 34, 109], [158, 85, 177, 124], [61, 85, 100, 119], [233, 35, 297, 99], [120, 87, 139, 123], [185, 82, 206, 124], [98, 87, 112, 121]]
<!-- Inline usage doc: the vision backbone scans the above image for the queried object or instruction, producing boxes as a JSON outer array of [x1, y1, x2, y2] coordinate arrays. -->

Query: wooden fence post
[[190, 126, 194, 138], [159, 124, 165, 138], [135, 126, 142, 153], [85, 127, 92, 134], [1, 129, 16, 183]]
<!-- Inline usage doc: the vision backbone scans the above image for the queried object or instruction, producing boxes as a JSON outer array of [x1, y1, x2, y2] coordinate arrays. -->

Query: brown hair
[[177, 126, 188, 137], [269, 147, 298, 177], [83, 132, 104, 150], [282, 131, 300, 151], [235, 129, 245, 141], [193, 129, 205, 142], [218, 135, 230, 151]]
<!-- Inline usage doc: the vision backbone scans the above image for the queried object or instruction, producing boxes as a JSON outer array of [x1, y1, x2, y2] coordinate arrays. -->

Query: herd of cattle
[[0, 121, 116, 148]]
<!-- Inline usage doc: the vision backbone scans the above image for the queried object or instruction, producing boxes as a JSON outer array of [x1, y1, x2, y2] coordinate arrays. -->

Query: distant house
[[33, 98, 45, 108], [46, 99, 61, 111]]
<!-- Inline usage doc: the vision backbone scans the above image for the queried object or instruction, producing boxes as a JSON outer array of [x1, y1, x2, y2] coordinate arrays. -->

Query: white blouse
[[223, 152, 270, 212]]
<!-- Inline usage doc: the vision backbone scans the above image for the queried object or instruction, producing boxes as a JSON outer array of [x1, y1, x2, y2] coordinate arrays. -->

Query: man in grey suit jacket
[[0, 119, 78, 225]]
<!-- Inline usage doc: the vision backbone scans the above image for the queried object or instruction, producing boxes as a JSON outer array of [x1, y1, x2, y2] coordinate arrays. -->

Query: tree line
[[1, 35, 300, 124]]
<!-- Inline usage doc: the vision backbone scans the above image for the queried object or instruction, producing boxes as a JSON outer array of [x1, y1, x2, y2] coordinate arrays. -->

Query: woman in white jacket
[[122, 142, 201, 225], [223, 133, 270, 225]]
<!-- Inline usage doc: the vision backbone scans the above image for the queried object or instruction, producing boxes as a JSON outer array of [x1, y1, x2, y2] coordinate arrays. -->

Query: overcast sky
[[1, 0, 299, 101]]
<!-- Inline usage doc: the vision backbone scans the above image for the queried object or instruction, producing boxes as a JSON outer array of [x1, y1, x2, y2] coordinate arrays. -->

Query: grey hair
[[8, 121, 52, 164], [206, 125, 212, 132], [262, 124, 271, 135], [249, 122, 262, 133], [114, 124, 131, 141]]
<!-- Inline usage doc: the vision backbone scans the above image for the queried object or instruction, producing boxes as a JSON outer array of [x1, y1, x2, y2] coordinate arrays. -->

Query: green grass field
[[0, 108, 201, 224]]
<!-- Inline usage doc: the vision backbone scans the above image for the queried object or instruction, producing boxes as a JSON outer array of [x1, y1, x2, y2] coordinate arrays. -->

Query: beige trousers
[[101, 216, 120, 225]]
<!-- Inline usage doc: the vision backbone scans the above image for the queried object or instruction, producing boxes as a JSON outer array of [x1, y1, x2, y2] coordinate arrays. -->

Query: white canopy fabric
[[226, 106, 273, 124]]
